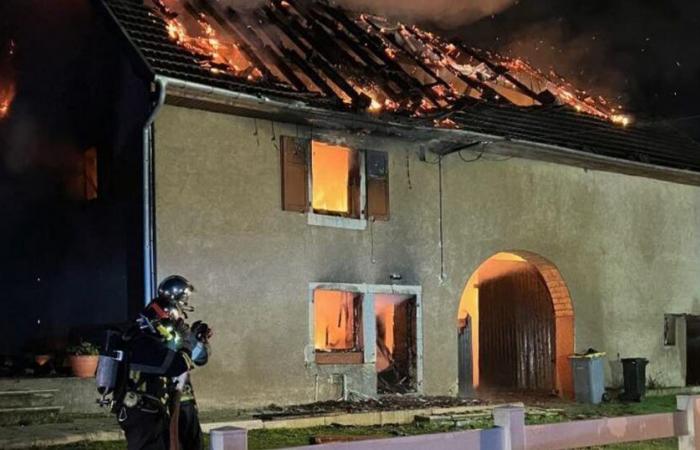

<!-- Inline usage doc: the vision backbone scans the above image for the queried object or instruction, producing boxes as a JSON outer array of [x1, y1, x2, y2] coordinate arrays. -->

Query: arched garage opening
[[457, 251, 574, 398]]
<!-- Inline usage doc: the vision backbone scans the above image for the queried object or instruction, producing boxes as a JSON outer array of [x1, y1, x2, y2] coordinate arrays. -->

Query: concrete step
[[0, 406, 63, 427], [0, 390, 58, 409]]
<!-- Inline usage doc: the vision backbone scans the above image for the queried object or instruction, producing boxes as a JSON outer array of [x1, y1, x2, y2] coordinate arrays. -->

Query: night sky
[[458, 0, 700, 136]]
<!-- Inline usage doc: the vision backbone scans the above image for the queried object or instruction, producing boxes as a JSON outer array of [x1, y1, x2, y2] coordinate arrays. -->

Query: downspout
[[143, 77, 168, 305]]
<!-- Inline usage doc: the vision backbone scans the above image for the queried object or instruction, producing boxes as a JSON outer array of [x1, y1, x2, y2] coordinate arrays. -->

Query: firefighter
[[101, 275, 211, 450], [157, 275, 212, 450]]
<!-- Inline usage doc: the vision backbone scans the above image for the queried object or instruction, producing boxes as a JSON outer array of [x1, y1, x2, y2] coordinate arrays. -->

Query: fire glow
[[150, 0, 632, 127], [0, 83, 15, 120], [0, 39, 15, 120]]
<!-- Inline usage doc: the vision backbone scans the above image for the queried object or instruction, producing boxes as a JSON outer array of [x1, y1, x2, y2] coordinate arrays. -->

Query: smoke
[[216, 0, 518, 26], [333, 0, 518, 27], [461, 0, 700, 121]]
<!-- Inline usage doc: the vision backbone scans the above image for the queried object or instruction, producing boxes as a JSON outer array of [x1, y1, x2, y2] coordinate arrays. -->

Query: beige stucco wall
[[154, 104, 700, 409]]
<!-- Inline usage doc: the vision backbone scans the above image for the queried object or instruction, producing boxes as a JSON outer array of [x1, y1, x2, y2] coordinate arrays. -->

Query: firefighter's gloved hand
[[174, 372, 189, 392], [191, 321, 212, 343]]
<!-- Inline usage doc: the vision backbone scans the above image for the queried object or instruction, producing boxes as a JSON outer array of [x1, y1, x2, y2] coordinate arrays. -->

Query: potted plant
[[66, 341, 100, 378]]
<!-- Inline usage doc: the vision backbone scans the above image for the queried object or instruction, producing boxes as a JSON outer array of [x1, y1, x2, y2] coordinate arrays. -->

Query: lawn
[[31, 395, 681, 449]]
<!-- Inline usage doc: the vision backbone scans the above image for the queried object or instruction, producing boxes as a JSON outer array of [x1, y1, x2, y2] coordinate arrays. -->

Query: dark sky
[[456, 0, 700, 135]]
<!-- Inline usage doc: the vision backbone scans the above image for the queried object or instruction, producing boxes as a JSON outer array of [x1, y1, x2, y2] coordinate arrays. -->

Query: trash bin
[[570, 352, 606, 404], [621, 358, 648, 402]]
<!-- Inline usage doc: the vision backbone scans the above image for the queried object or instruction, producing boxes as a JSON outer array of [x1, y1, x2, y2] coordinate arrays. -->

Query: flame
[[314, 290, 359, 351], [1, 39, 15, 120], [150, 1, 633, 126], [161, 3, 261, 80], [0, 82, 15, 120]]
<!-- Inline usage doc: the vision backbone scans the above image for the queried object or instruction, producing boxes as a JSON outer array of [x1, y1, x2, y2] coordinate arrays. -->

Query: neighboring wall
[[155, 104, 700, 409]]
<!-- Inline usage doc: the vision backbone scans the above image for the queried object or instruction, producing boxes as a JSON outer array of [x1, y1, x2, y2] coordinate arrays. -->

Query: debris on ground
[[252, 395, 486, 420]]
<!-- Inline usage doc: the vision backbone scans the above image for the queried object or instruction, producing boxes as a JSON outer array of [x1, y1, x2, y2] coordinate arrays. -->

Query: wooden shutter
[[348, 149, 362, 219], [366, 150, 390, 220], [280, 136, 309, 212]]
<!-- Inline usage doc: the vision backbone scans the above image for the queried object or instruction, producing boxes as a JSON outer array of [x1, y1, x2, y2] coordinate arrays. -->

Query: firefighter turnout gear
[[98, 275, 211, 450]]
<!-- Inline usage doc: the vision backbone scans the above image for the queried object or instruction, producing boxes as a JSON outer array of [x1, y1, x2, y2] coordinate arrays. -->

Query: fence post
[[678, 395, 700, 450], [210, 426, 248, 450], [493, 405, 526, 450]]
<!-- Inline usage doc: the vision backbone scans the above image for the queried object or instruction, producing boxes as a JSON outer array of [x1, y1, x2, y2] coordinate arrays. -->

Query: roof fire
[[147, 0, 631, 126]]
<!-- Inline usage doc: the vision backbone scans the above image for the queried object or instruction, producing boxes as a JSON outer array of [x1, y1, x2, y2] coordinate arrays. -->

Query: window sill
[[308, 213, 367, 230], [315, 351, 364, 365]]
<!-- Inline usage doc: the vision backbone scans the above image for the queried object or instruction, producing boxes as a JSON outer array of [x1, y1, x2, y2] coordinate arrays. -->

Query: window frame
[[306, 144, 368, 230], [306, 282, 424, 393]]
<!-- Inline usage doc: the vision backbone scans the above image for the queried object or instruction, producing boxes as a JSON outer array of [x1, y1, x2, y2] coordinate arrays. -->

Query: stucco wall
[[155, 104, 700, 409]]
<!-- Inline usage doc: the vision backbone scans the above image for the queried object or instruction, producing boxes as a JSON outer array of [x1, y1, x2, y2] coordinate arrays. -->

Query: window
[[665, 314, 677, 346], [311, 141, 360, 218], [280, 136, 390, 226], [313, 289, 363, 364], [65, 147, 98, 201], [308, 283, 424, 392]]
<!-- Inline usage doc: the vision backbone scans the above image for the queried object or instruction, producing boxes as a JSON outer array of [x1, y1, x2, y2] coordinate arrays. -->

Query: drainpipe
[[143, 77, 168, 305]]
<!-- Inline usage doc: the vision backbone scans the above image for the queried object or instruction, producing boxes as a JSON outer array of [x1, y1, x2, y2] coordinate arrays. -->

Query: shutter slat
[[366, 150, 390, 221], [281, 136, 309, 212]]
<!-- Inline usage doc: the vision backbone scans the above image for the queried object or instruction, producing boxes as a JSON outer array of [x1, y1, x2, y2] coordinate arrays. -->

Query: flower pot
[[69, 355, 98, 378]]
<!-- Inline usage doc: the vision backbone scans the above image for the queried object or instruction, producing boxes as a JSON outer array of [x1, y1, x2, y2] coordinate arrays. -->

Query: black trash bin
[[621, 358, 648, 402]]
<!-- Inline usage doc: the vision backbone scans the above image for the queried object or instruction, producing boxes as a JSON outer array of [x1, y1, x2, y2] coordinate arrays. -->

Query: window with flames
[[313, 289, 363, 364], [280, 136, 389, 222]]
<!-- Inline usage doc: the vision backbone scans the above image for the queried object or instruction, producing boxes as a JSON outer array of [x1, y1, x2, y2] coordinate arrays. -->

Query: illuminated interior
[[375, 294, 417, 393], [311, 141, 356, 215], [314, 289, 361, 352], [458, 253, 526, 388], [458, 251, 574, 398]]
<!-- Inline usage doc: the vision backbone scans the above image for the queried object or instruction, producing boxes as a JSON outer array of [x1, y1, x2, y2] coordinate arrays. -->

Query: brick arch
[[507, 250, 575, 398]]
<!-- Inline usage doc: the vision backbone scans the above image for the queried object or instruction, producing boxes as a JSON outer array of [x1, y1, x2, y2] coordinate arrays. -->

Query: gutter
[[142, 78, 168, 305], [156, 76, 700, 187]]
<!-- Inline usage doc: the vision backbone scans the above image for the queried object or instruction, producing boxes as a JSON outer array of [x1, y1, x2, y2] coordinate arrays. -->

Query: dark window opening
[[664, 314, 677, 346]]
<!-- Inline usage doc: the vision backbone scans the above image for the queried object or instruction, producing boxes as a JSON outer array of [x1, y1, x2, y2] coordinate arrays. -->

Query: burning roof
[[144, 0, 629, 124], [102, 0, 700, 173]]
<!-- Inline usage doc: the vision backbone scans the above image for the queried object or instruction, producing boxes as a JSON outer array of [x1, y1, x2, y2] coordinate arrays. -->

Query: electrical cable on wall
[[406, 149, 413, 190], [253, 118, 260, 147], [438, 156, 445, 282]]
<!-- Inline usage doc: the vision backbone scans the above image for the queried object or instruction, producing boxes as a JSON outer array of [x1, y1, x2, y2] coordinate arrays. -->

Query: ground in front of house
[[28, 395, 680, 450]]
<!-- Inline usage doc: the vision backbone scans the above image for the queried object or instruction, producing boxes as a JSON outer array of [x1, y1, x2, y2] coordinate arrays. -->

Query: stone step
[[0, 406, 63, 427], [0, 390, 58, 409]]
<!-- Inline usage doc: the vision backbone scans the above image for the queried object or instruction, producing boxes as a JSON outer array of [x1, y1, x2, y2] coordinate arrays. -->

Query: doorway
[[686, 315, 700, 385], [457, 251, 575, 398], [376, 294, 417, 394]]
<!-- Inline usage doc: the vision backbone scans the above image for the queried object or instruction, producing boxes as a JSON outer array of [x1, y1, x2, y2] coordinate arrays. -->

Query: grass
[[30, 396, 682, 449]]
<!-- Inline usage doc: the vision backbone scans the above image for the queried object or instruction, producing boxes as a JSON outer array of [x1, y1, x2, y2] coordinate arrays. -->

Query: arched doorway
[[457, 251, 574, 398]]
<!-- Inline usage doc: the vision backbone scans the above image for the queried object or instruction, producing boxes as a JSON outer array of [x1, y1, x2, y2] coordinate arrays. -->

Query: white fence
[[210, 395, 700, 450]]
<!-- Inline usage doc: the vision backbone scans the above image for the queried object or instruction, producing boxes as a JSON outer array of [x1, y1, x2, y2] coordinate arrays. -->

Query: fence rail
[[210, 395, 700, 450]]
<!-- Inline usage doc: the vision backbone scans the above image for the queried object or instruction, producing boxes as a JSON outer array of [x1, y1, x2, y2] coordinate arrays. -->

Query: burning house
[[4, 0, 700, 409]]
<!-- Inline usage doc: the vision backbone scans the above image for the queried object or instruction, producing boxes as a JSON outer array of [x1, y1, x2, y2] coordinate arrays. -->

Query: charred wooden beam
[[263, 4, 370, 110], [458, 44, 551, 105], [249, 8, 340, 99], [398, 26, 509, 105], [280, 46, 339, 99], [223, 7, 308, 92], [192, 0, 277, 83], [304, 8, 407, 104], [314, 4, 441, 107]]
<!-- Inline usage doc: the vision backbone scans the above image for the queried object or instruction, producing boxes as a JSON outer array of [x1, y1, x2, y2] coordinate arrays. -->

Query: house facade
[[151, 98, 700, 408], [6, 0, 700, 410]]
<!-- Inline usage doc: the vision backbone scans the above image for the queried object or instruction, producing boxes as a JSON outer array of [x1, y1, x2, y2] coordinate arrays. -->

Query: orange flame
[[164, 10, 261, 79], [152, 1, 632, 125], [0, 82, 15, 120]]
